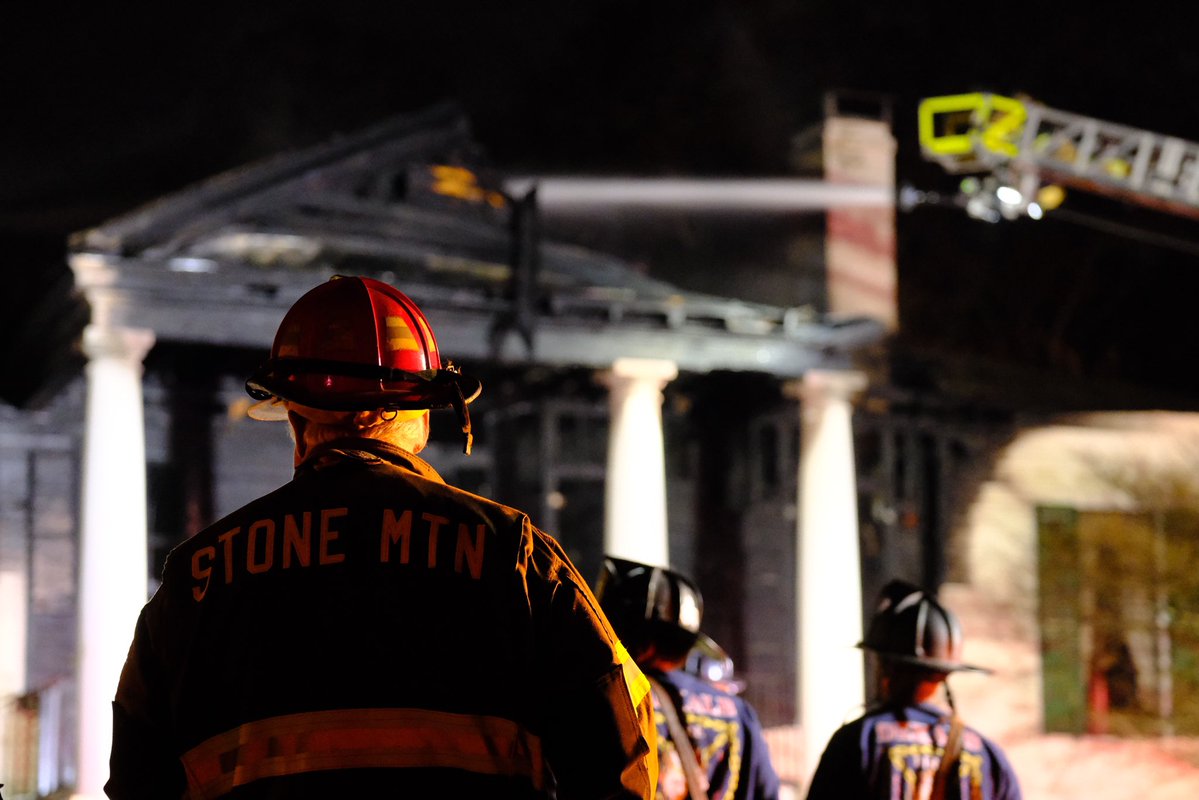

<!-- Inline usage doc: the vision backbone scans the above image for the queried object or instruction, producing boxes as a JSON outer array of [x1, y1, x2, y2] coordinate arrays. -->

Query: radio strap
[[930, 713, 965, 800], [648, 676, 709, 800]]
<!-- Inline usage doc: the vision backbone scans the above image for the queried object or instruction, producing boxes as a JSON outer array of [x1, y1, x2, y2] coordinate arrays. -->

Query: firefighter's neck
[[288, 408, 429, 467], [878, 669, 944, 706], [640, 646, 687, 675]]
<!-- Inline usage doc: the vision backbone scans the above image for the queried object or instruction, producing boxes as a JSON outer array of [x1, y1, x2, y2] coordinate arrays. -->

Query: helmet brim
[[245, 397, 429, 424], [245, 358, 482, 413], [857, 643, 992, 674], [246, 397, 289, 421]]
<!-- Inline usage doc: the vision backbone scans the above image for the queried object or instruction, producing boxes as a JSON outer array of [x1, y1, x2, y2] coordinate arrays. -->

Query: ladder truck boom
[[917, 92, 1199, 221]]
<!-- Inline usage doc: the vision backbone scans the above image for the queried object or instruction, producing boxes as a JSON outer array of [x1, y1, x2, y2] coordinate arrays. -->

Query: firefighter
[[106, 275, 658, 799], [596, 556, 780, 800], [805, 579, 1022, 800]]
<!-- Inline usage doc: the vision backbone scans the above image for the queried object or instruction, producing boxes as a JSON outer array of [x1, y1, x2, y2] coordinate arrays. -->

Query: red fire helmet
[[245, 275, 482, 453]]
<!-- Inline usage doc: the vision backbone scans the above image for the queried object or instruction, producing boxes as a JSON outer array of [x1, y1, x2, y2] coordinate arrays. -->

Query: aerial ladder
[[914, 92, 1199, 224]]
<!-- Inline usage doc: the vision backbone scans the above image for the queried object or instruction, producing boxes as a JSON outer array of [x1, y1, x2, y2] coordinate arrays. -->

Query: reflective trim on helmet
[[180, 707, 548, 799], [384, 315, 420, 353], [913, 597, 930, 658]]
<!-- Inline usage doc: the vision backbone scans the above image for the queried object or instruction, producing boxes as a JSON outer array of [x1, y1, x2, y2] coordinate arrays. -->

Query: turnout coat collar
[[297, 437, 444, 484]]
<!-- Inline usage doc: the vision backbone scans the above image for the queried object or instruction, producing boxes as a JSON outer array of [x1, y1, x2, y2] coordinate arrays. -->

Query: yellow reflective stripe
[[180, 708, 546, 800], [616, 641, 651, 709], [385, 316, 419, 352]]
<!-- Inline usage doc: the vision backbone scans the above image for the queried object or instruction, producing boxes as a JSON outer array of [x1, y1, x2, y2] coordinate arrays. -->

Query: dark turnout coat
[[805, 702, 1021, 800], [108, 438, 657, 799], [650, 668, 780, 800]]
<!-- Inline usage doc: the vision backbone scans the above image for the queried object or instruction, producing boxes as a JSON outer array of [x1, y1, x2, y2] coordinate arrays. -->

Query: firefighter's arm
[[532, 539, 658, 799], [543, 654, 658, 800], [105, 601, 187, 800]]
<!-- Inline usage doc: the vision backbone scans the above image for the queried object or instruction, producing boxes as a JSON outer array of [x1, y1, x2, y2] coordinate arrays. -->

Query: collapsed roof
[[69, 102, 883, 376]]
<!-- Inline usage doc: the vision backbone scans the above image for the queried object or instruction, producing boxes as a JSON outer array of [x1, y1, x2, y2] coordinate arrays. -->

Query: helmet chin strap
[[452, 384, 474, 455], [287, 410, 310, 467]]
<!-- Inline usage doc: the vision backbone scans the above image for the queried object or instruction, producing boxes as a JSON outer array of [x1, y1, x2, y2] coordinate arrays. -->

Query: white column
[[75, 324, 155, 800], [0, 570, 25, 682], [795, 369, 867, 785], [600, 357, 677, 567], [0, 567, 27, 754]]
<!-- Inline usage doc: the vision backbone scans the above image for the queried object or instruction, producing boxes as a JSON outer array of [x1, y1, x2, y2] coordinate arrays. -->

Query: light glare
[[995, 185, 1023, 205]]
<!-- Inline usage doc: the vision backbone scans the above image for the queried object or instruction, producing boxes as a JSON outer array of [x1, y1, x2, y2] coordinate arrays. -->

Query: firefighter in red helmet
[[107, 276, 658, 799], [805, 579, 1021, 800]]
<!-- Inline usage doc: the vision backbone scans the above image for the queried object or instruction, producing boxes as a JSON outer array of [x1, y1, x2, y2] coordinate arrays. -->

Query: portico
[[53, 105, 883, 798]]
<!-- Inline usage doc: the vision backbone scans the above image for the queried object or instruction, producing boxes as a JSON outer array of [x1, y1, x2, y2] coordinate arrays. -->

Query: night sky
[[3, 3, 1199, 407]]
